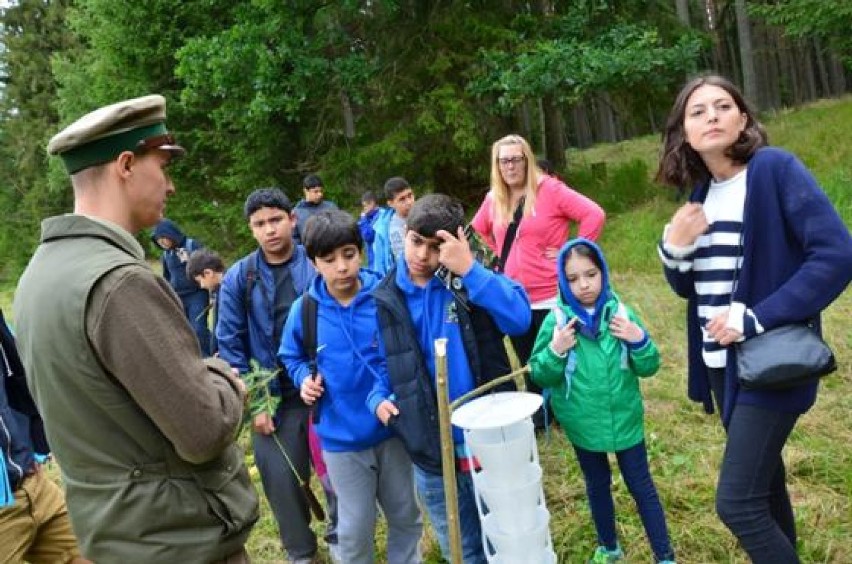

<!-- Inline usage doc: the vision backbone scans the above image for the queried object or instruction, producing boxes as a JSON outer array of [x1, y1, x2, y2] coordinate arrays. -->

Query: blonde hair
[[489, 134, 539, 224]]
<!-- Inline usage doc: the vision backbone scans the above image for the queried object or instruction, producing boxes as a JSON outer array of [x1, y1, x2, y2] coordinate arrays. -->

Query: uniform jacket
[[529, 239, 659, 452], [661, 147, 852, 424], [370, 260, 531, 474], [14, 215, 257, 562], [279, 269, 392, 452], [217, 247, 315, 401]]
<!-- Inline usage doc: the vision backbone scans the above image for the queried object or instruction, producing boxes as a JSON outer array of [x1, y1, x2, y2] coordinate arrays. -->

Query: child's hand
[[253, 413, 275, 435], [300, 374, 325, 405], [435, 227, 474, 276], [551, 317, 577, 356], [609, 315, 644, 344], [375, 399, 400, 426]]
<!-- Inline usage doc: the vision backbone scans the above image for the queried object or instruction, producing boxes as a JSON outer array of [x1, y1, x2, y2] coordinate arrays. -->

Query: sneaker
[[658, 560, 676, 564], [589, 545, 624, 563]]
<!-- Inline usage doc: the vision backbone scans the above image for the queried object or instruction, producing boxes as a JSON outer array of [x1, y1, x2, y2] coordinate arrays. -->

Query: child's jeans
[[573, 441, 675, 562], [413, 465, 487, 564]]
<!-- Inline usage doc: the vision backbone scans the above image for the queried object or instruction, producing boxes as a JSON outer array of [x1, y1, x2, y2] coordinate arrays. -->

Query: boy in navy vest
[[369, 194, 531, 563]]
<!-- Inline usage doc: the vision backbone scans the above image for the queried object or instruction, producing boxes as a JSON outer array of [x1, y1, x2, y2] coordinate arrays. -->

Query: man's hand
[[435, 227, 474, 276], [253, 412, 275, 435], [551, 317, 578, 356], [301, 374, 325, 405], [375, 399, 400, 426], [666, 202, 709, 247]]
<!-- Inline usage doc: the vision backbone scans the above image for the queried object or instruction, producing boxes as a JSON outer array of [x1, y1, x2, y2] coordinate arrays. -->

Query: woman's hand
[[550, 317, 578, 356], [666, 202, 709, 247], [706, 310, 743, 346]]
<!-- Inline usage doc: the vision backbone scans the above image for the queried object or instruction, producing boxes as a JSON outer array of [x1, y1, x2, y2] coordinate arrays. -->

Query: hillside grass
[[2, 96, 851, 563]]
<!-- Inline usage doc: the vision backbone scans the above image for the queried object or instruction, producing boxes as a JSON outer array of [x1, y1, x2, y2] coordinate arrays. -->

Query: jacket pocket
[[193, 447, 260, 538]]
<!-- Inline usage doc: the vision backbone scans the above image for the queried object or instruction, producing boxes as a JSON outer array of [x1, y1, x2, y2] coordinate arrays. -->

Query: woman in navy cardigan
[[655, 75, 852, 563]]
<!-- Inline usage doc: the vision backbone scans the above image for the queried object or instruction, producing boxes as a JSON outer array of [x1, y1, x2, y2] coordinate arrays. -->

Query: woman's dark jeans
[[708, 368, 801, 563]]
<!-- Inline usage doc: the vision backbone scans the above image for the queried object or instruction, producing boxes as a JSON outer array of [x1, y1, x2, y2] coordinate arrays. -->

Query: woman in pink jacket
[[472, 134, 605, 425]]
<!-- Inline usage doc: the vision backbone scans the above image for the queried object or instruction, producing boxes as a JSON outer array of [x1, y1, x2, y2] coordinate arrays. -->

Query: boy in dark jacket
[[368, 194, 531, 563], [186, 248, 226, 356], [0, 308, 89, 563], [152, 218, 212, 355]]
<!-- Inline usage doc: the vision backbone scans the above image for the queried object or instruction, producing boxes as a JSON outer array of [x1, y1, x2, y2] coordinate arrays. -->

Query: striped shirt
[[659, 169, 746, 368]]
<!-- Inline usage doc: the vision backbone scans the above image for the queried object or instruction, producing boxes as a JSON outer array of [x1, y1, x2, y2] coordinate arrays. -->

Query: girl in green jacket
[[529, 239, 675, 564]]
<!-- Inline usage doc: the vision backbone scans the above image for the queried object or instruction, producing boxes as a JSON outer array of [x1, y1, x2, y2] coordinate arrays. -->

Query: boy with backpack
[[186, 248, 226, 356], [279, 210, 423, 564], [152, 218, 212, 354], [368, 194, 532, 563], [216, 188, 337, 563], [369, 177, 416, 274]]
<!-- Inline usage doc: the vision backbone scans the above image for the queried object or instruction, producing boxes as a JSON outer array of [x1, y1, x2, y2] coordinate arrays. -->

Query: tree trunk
[[799, 39, 817, 102], [675, 0, 690, 25], [734, 0, 758, 108], [571, 102, 592, 149], [596, 92, 617, 143], [813, 37, 831, 98], [542, 95, 566, 171], [340, 90, 355, 139]]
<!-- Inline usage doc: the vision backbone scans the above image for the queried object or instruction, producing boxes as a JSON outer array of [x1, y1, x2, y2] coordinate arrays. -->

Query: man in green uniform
[[13, 95, 258, 563]]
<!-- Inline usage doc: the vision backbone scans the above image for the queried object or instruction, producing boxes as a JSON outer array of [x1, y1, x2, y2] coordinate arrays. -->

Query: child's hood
[[556, 238, 613, 337], [151, 218, 186, 248]]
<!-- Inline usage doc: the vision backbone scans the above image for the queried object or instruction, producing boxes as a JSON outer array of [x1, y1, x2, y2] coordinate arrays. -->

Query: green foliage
[[751, 0, 852, 68]]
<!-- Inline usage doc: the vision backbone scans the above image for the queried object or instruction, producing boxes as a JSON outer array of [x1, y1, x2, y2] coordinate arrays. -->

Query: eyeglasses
[[498, 156, 526, 167]]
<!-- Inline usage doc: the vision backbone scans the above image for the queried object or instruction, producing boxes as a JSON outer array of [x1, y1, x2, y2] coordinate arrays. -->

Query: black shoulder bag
[[731, 237, 836, 390], [493, 196, 525, 274]]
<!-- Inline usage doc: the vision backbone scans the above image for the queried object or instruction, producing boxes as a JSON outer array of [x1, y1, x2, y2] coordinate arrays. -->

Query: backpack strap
[[243, 251, 259, 311], [301, 293, 320, 422], [495, 196, 525, 273]]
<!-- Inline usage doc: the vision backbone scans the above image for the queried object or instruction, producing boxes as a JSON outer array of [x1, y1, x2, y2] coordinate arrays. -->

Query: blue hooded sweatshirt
[[278, 269, 391, 453], [151, 218, 203, 296], [368, 257, 531, 445]]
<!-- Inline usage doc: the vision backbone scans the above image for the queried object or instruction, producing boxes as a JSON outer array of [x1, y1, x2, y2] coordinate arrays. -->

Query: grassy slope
[[3, 97, 850, 563]]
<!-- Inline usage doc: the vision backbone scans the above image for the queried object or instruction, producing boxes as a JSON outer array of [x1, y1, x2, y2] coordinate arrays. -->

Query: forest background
[[0, 0, 851, 277]]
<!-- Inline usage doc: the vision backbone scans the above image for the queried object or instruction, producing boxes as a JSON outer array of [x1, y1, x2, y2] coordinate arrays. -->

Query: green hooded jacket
[[529, 239, 660, 452]]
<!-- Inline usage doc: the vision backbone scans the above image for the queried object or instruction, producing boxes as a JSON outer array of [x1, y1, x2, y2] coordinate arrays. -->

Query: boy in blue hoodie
[[369, 194, 531, 564], [151, 218, 211, 355], [279, 210, 422, 564]]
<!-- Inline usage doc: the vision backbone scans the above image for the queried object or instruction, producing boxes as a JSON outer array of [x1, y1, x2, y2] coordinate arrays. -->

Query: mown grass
[[2, 96, 851, 563]]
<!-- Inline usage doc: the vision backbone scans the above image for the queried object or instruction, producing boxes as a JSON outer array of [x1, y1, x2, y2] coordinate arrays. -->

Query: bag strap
[[301, 294, 318, 378], [301, 293, 320, 422], [243, 251, 259, 310], [495, 196, 525, 273]]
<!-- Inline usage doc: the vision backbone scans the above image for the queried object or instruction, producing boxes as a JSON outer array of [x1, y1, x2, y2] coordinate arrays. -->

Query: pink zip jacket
[[472, 175, 605, 303]]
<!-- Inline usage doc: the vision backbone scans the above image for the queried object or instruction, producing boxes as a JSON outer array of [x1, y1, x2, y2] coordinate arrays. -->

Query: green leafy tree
[[0, 0, 76, 278]]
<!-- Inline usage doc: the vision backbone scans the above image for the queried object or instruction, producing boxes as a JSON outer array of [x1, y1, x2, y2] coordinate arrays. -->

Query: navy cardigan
[[662, 147, 852, 425]]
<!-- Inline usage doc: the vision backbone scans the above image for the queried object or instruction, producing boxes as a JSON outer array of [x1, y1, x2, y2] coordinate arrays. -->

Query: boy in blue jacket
[[369, 194, 532, 563], [152, 218, 211, 354], [279, 210, 422, 564]]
